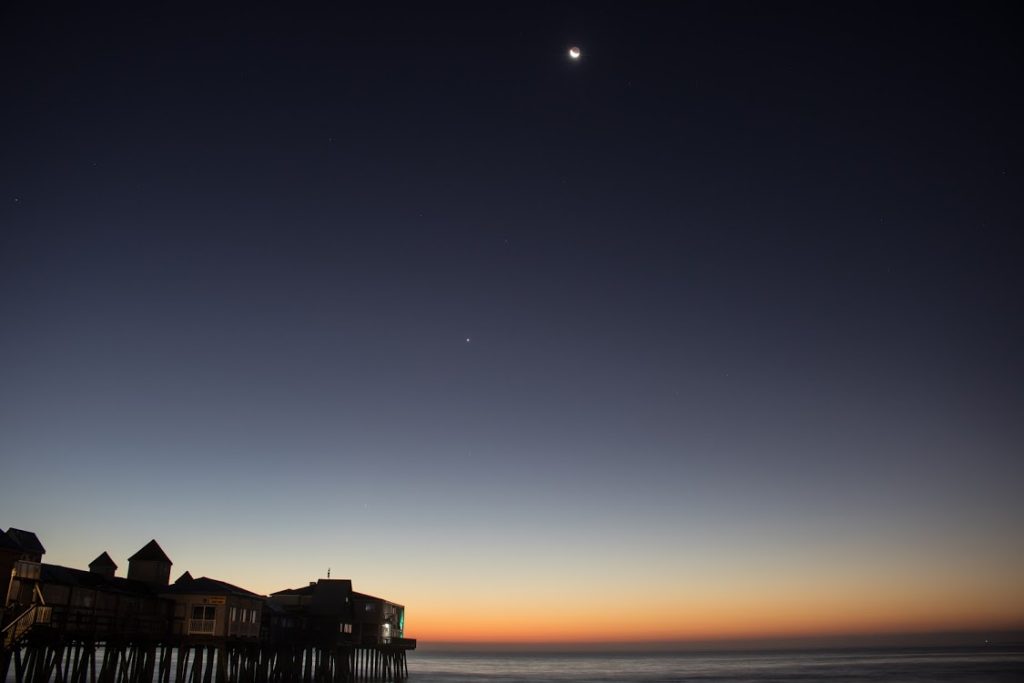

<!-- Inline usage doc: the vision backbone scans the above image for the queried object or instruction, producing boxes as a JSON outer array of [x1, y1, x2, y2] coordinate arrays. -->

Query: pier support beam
[[2, 641, 411, 683]]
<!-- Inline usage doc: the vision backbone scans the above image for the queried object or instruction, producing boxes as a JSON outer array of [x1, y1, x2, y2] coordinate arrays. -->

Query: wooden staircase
[[1, 605, 51, 650]]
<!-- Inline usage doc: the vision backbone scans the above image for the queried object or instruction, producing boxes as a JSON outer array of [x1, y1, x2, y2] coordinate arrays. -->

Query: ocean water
[[5, 646, 1021, 682], [407, 648, 1024, 683]]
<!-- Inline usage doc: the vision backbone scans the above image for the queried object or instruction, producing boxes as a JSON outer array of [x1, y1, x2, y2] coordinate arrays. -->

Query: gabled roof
[[174, 571, 193, 584], [164, 575, 262, 598], [89, 552, 118, 569], [128, 540, 171, 563], [6, 528, 45, 554]]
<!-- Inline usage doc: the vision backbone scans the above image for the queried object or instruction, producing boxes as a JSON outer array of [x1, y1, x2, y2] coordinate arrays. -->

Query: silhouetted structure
[[88, 553, 118, 581], [3, 528, 48, 619], [0, 531, 25, 607], [5, 530, 45, 563], [165, 575, 263, 639], [128, 541, 173, 588], [1, 531, 415, 683], [264, 581, 412, 680]]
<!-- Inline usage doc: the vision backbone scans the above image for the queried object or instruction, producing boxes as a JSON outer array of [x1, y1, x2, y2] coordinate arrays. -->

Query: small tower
[[5, 528, 46, 563], [127, 539, 172, 587], [89, 551, 118, 579]]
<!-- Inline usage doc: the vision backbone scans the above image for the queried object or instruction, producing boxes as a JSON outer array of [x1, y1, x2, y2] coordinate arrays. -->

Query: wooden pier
[[1, 532, 416, 683], [2, 633, 413, 683]]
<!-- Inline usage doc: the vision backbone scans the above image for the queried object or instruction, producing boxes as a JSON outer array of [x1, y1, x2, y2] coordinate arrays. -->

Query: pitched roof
[[353, 591, 403, 608], [268, 580, 353, 616], [0, 529, 20, 551], [128, 540, 171, 563], [352, 591, 383, 602], [6, 528, 45, 554], [174, 571, 193, 584], [89, 552, 118, 569], [41, 564, 158, 597], [271, 584, 317, 597], [163, 575, 262, 598]]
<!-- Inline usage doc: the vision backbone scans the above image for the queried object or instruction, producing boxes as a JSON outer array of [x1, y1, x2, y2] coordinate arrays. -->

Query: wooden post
[[216, 645, 227, 683], [203, 646, 215, 683], [192, 644, 203, 683], [175, 644, 188, 683], [157, 645, 170, 683]]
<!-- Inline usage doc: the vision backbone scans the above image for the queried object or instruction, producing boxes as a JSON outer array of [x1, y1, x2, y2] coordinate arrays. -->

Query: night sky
[[2, 3, 1022, 643]]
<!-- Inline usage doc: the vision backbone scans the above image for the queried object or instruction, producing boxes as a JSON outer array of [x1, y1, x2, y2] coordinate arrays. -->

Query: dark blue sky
[[2, 2, 1022, 640]]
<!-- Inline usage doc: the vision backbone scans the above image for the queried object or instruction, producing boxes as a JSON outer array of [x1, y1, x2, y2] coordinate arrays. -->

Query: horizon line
[[415, 628, 1024, 653]]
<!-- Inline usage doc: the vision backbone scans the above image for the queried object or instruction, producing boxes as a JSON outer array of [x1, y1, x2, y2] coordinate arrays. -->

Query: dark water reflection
[[407, 647, 1024, 683]]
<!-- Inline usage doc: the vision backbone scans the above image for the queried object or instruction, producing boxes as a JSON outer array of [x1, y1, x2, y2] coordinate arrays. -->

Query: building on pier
[[351, 593, 405, 644], [165, 574, 263, 639], [268, 579, 355, 640], [266, 582, 409, 646], [1, 529, 416, 682], [36, 562, 173, 639]]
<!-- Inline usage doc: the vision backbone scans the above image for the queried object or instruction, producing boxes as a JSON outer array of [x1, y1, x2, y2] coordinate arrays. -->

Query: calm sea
[[407, 648, 1024, 683]]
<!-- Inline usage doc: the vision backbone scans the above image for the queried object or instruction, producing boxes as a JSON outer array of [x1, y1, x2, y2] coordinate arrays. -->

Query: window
[[192, 605, 216, 620], [231, 607, 238, 622], [189, 605, 216, 635]]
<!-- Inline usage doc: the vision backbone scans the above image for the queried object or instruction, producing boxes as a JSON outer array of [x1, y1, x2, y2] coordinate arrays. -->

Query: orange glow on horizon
[[412, 611, 1024, 644], [404, 588, 1024, 644], [45, 531, 1024, 648]]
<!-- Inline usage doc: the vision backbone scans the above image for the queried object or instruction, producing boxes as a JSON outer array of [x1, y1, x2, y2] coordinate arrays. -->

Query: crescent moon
[[568, 47, 581, 60]]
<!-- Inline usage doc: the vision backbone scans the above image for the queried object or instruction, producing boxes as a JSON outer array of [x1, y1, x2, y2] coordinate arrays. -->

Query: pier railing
[[189, 618, 216, 635], [2, 603, 417, 682], [15, 603, 170, 641], [2, 605, 52, 649]]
